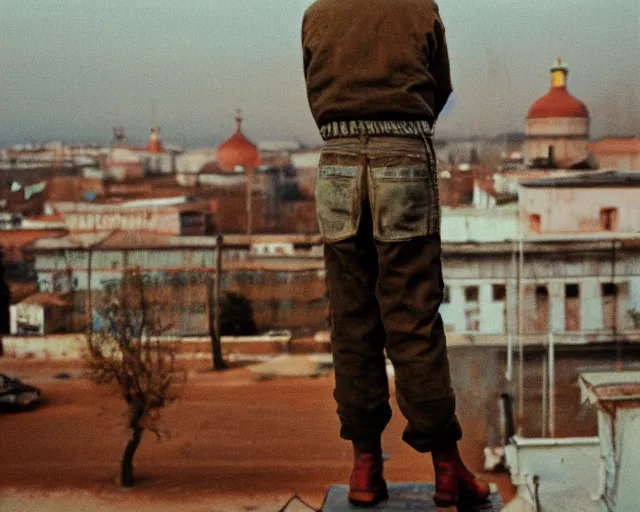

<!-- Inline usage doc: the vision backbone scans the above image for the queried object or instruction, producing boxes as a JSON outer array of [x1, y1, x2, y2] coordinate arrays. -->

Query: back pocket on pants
[[369, 164, 440, 242], [315, 159, 362, 242]]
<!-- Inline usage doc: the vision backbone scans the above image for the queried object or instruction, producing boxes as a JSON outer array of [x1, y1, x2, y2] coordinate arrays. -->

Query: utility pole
[[208, 235, 227, 371], [86, 248, 93, 335]]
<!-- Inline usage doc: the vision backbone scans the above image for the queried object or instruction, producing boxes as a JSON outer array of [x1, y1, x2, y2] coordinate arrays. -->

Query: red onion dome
[[527, 59, 589, 119], [217, 111, 260, 173]]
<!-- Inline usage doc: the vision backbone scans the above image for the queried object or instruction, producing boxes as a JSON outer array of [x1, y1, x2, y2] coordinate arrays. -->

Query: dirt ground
[[0, 358, 515, 511]]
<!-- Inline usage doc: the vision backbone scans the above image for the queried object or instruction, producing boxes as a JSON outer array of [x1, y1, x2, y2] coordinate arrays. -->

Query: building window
[[564, 283, 580, 332], [529, 214, 541, 233], [602, 283, 619, 332], [464, 286, 479, 302], [492, 284, 506, 302], [443, 285, 451, 304], [565, 284, 580, 298], [535, 285, 550, 333], [600, 208, 618, 232], [536, 285, 549, 298]]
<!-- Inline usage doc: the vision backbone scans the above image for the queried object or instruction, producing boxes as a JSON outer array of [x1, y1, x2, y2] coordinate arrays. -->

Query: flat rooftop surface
[[323, 483, 503, 511]]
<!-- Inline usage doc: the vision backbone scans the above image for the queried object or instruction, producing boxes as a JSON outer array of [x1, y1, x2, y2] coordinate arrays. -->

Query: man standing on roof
[[301, 0, 490, 508]]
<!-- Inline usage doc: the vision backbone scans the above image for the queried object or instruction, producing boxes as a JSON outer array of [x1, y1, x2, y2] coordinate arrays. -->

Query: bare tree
[[84, 268, 187, 487]]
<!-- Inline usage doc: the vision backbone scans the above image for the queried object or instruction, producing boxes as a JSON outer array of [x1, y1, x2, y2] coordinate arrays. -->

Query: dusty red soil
[[0, 359, 514, 510]]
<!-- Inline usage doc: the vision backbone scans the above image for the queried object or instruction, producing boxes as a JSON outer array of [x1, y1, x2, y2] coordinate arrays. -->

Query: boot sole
[[348, 488, 389, 507]]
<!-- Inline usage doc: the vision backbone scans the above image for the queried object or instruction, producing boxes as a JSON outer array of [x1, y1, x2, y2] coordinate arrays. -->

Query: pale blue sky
[[1, 0, 638, 147]]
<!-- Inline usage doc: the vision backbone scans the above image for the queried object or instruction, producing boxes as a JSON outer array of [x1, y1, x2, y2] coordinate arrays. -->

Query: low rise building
[[44, 196, 216, 236], [25, 229, 640, 343], [519, 170, 640, 236], [9, 292, 71, 336], [28, 232, 326, 336]]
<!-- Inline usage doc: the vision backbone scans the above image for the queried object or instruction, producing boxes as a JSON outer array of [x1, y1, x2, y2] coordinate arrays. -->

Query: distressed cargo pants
[[316, 134, 462, 453]]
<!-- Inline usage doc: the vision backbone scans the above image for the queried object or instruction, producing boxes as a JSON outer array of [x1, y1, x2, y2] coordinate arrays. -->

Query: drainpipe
[[500, 393, 516, 444], [548, 330, 556, 437], [533, 475, 541, 512], [506, 241, 516, 383], [542, 348, 548, 437], [518, 236, 525, 433], [611, 238, 620, 369]]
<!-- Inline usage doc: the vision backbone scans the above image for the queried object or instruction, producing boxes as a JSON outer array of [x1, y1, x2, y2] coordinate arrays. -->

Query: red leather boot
[[432, 443, 490, 508], [348, 452, 389, 507]]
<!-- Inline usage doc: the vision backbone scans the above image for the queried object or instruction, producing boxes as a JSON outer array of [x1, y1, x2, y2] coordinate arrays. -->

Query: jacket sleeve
[[429, 5, 453, 120]]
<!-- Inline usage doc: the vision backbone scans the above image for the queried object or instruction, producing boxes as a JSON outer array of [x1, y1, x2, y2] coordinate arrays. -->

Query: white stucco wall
[[520, 186, 640, 234], [441, 206, 518, 243]]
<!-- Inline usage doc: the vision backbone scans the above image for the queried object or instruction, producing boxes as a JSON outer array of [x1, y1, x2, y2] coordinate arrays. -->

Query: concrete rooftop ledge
[[322, 483, 503, 511]]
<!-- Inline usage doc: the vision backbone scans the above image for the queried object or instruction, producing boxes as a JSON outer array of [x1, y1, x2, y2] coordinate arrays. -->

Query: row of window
[[443, 282, 621, 304], [443, 284, 506, 304], [233, 270, 322, 285], [551, 282, 619, 299], [529, 207, 618, 233]]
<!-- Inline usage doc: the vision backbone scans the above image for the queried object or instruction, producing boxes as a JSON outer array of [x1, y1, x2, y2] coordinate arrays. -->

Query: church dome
[[146, 127, 163, 153], [527, 59, 589, 120], [217, 111, 260, 173]]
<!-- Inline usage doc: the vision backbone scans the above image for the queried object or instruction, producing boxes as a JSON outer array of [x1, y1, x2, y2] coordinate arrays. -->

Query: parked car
[[0, 374, 41, 410]]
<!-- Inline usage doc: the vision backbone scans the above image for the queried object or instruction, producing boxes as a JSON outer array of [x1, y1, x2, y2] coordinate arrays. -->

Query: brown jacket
[[302, 0, 452, 134]]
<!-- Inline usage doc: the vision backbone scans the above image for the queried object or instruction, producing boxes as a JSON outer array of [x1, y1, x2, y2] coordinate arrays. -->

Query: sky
[[1, 0, 639, 148]]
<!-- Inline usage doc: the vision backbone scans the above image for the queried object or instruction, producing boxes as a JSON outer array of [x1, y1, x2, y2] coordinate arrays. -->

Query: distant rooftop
[[27, 231, 323, 252], [20, 292, 69, 307], [520, 169, 640, 188], [588, 137, 640, 154]]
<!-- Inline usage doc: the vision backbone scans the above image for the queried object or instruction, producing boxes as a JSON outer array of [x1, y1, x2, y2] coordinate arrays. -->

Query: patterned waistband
[[319, 120, 434, 140]]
